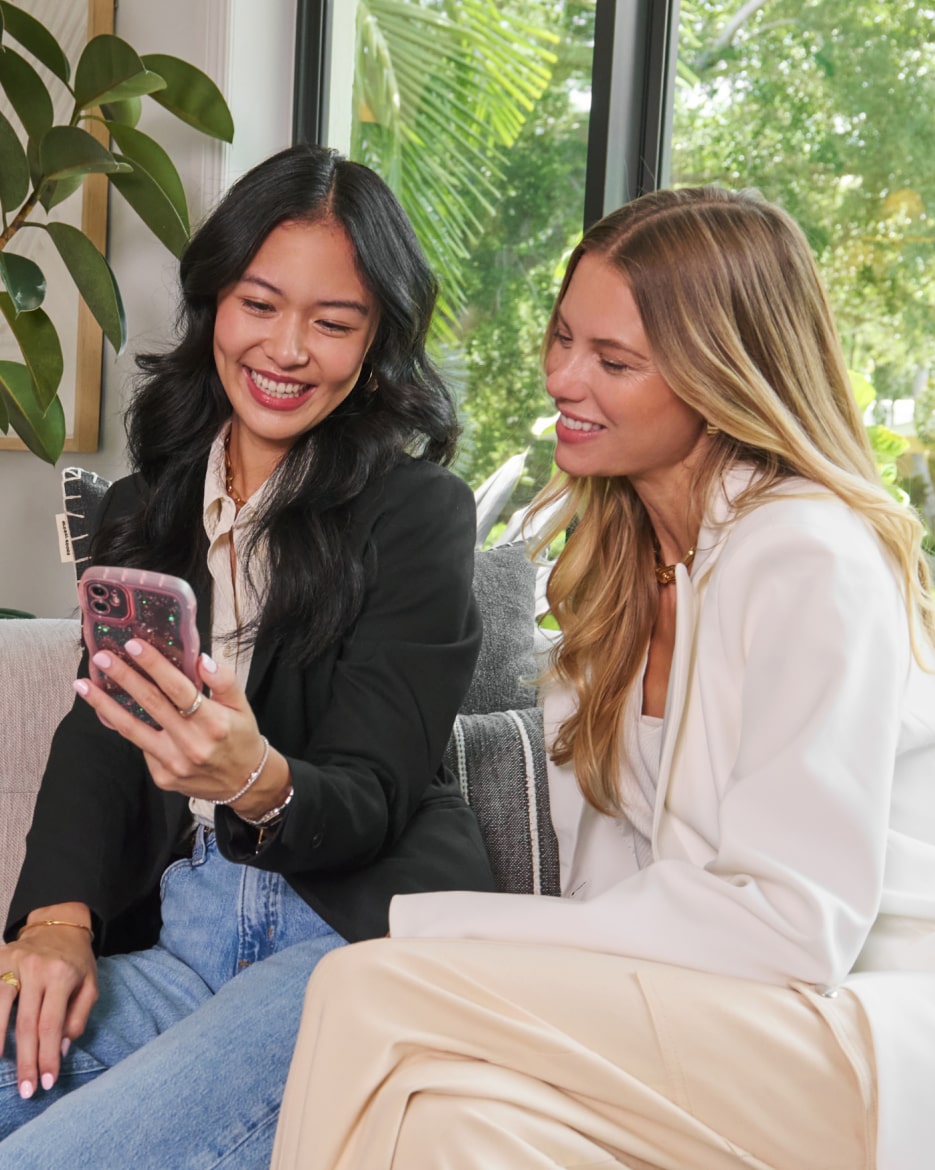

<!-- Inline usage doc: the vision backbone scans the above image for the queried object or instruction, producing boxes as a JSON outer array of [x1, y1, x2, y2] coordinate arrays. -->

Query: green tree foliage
[[453, 65, 592, 492], [673, 0, 935, 412], [351, 0, 592, 492], [353, 0, 559, 343], [445, 1, 597, 491]]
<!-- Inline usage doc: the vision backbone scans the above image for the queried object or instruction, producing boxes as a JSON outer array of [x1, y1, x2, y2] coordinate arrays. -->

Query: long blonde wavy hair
[[530, 186, 935, 816]]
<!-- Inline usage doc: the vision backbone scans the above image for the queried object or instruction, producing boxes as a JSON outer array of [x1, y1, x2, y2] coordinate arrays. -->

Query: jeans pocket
[[159, 855, 193, 902]]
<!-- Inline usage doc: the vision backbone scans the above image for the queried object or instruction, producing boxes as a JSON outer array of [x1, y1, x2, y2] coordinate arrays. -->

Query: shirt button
[[223, 645, 235, 659]]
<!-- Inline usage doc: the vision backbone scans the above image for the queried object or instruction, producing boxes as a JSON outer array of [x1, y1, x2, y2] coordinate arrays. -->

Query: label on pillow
[[56, 512, 75, 563]]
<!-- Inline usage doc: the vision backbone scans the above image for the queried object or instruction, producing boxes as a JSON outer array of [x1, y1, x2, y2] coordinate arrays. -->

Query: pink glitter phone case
[[78, 565, 200, 727]]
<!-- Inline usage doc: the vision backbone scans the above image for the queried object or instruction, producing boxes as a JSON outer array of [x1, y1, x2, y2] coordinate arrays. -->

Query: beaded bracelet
[[211, 736, 270, 807], [18, 919, 95, 943]]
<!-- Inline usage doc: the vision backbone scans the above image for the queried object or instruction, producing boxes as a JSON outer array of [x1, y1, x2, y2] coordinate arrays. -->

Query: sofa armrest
[[0, 619, 82, 926]]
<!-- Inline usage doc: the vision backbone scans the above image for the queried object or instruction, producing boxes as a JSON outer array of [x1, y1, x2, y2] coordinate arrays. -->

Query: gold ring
[[177, 691, 204, 718], [0, 970, 21, 994]]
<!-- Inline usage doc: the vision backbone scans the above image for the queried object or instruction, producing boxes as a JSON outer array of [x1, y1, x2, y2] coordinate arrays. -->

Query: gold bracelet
[[17, 919, 95, 943]]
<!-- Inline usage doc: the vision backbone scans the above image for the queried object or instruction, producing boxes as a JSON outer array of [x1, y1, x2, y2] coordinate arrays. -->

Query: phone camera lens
[[89, 583, 108, 599], [91, 599, 110, 614]]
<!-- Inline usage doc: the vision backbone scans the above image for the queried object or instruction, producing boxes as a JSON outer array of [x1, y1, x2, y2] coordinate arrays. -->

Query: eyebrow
[[555, 311, 648, 360], [239, 273, 371, 316]]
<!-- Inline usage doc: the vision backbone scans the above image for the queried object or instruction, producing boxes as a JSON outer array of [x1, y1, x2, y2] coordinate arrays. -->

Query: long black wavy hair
[[93, 144, 459, 663]]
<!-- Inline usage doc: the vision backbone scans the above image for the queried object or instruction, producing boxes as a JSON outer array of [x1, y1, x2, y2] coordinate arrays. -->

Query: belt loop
[[191, 822, 208, 863]]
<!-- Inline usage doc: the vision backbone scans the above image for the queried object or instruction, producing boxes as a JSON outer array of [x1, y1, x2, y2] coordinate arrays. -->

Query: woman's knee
[[303, 938, 402, 1005]]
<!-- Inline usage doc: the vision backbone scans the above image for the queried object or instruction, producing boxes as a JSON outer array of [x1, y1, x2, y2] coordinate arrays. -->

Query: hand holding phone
[[78, 566, 200, 726]]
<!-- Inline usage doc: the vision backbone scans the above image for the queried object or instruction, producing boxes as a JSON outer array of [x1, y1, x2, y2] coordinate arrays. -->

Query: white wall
[[0, 0, 295, 616]]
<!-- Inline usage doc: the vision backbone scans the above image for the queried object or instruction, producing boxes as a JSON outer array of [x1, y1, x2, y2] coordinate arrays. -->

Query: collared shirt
[[190, 424, 271, 826]]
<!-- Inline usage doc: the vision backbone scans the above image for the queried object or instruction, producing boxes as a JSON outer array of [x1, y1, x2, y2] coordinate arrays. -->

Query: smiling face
[[213, 217, 379, 479], [545, 252, 709, 494]]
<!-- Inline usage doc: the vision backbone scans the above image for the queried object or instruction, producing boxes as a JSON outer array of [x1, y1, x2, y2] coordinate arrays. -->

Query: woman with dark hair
[[0, 144, 494, 1167], [272, 187, 935, 1170]]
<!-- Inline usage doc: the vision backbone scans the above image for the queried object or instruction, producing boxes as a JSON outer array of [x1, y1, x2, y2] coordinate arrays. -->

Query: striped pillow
[[444, 707, 559, 897], [61, 467, 112, 579]]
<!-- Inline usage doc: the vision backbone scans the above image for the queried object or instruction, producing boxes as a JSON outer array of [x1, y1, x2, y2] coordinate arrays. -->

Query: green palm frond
[[353, 0, 559, 342]]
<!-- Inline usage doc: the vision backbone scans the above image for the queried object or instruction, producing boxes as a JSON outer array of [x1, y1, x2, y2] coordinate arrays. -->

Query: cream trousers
[[271, 938, 876, 1170]]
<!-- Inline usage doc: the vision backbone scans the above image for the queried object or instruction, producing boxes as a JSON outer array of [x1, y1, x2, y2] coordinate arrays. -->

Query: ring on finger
[[0, 970, 21, 994], [177, 691, 204, 719]]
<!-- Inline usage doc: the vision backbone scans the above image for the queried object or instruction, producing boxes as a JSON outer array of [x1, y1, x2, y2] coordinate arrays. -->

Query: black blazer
[[6, 455, 495, 951]]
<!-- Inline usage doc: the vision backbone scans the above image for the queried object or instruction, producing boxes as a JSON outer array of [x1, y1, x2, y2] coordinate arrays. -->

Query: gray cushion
[[444, 706, 559, 896], [62, 466, 111, 579], [462, 543, 537, 715]]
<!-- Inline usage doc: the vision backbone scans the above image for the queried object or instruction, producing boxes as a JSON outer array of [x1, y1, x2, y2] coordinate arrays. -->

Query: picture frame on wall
[[0, 0, 115, 454]]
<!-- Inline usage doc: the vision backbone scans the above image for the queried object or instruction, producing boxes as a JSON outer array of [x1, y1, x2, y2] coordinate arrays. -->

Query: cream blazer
[[391, 471, 935, 1169]]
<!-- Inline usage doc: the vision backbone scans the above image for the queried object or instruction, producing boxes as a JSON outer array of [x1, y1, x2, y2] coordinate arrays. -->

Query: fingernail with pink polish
[[125, 639, 142, 656], [92, 651, 112, 669], [61, 1037, 71, 1058], [19, 1080, 34, 1100], [73, 680, 89, 697], [40, 1073, 54, 1091], [200, 653, 218, 674]]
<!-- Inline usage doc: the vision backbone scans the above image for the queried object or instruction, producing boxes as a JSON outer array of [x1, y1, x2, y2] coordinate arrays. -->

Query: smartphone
[[78, 565, 200, 726]]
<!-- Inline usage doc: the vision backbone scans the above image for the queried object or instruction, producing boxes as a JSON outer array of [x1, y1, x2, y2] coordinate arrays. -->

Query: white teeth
[[248, 368, 309, 398], [560, 413, 603, 432]]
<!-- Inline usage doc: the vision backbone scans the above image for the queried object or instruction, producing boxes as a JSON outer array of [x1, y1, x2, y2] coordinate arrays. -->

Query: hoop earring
[[361, 364, 379, 395]]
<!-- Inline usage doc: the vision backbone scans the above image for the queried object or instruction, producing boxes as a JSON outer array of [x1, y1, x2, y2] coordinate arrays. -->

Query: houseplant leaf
[[36, 126, 130, 211], [0, 294, 62, 409], [0, 383, 7, 432], [0, 252, 45, 313], [105, 122, 190, 233], [141, 53, 234, 141], [0, 359, 65, 463], [0, 44, 53, 140], [0, 1, 70, 84], [38, 125, 127, 183], [74, 35, 167, 110], [0, 108, 29, 211], [108, 154, 189, 257], [38, 171, 85, 213], [101, 96, 142, 127], [43, 222, 126, 353]]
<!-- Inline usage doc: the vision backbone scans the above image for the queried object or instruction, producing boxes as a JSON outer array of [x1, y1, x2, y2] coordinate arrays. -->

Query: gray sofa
[[0, 537, 558, 930]]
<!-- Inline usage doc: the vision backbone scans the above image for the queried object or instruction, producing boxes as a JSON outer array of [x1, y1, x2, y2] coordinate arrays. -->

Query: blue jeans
[[0, 827, 346, 1168]]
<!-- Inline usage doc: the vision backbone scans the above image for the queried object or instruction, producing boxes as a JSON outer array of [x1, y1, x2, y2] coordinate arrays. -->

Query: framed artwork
[[0, 0, 115, 453]]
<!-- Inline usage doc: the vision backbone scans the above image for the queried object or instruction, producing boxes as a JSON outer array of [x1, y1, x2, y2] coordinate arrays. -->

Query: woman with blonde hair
[[271, 187, 935, 1170]]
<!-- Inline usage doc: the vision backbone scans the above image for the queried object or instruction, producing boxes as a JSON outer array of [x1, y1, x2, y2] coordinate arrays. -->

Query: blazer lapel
[[245, 632, 279, 701], [651, 465, 753, 842]]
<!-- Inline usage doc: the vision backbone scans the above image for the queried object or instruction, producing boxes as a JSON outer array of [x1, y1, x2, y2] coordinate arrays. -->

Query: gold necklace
[[654, 546, 695, 586], [223, 430, 247, 510]]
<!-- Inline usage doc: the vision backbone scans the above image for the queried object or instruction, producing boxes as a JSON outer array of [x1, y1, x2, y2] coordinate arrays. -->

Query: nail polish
[[41, 1072, 54, 1091], [19, 1080, 34, 1100]]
